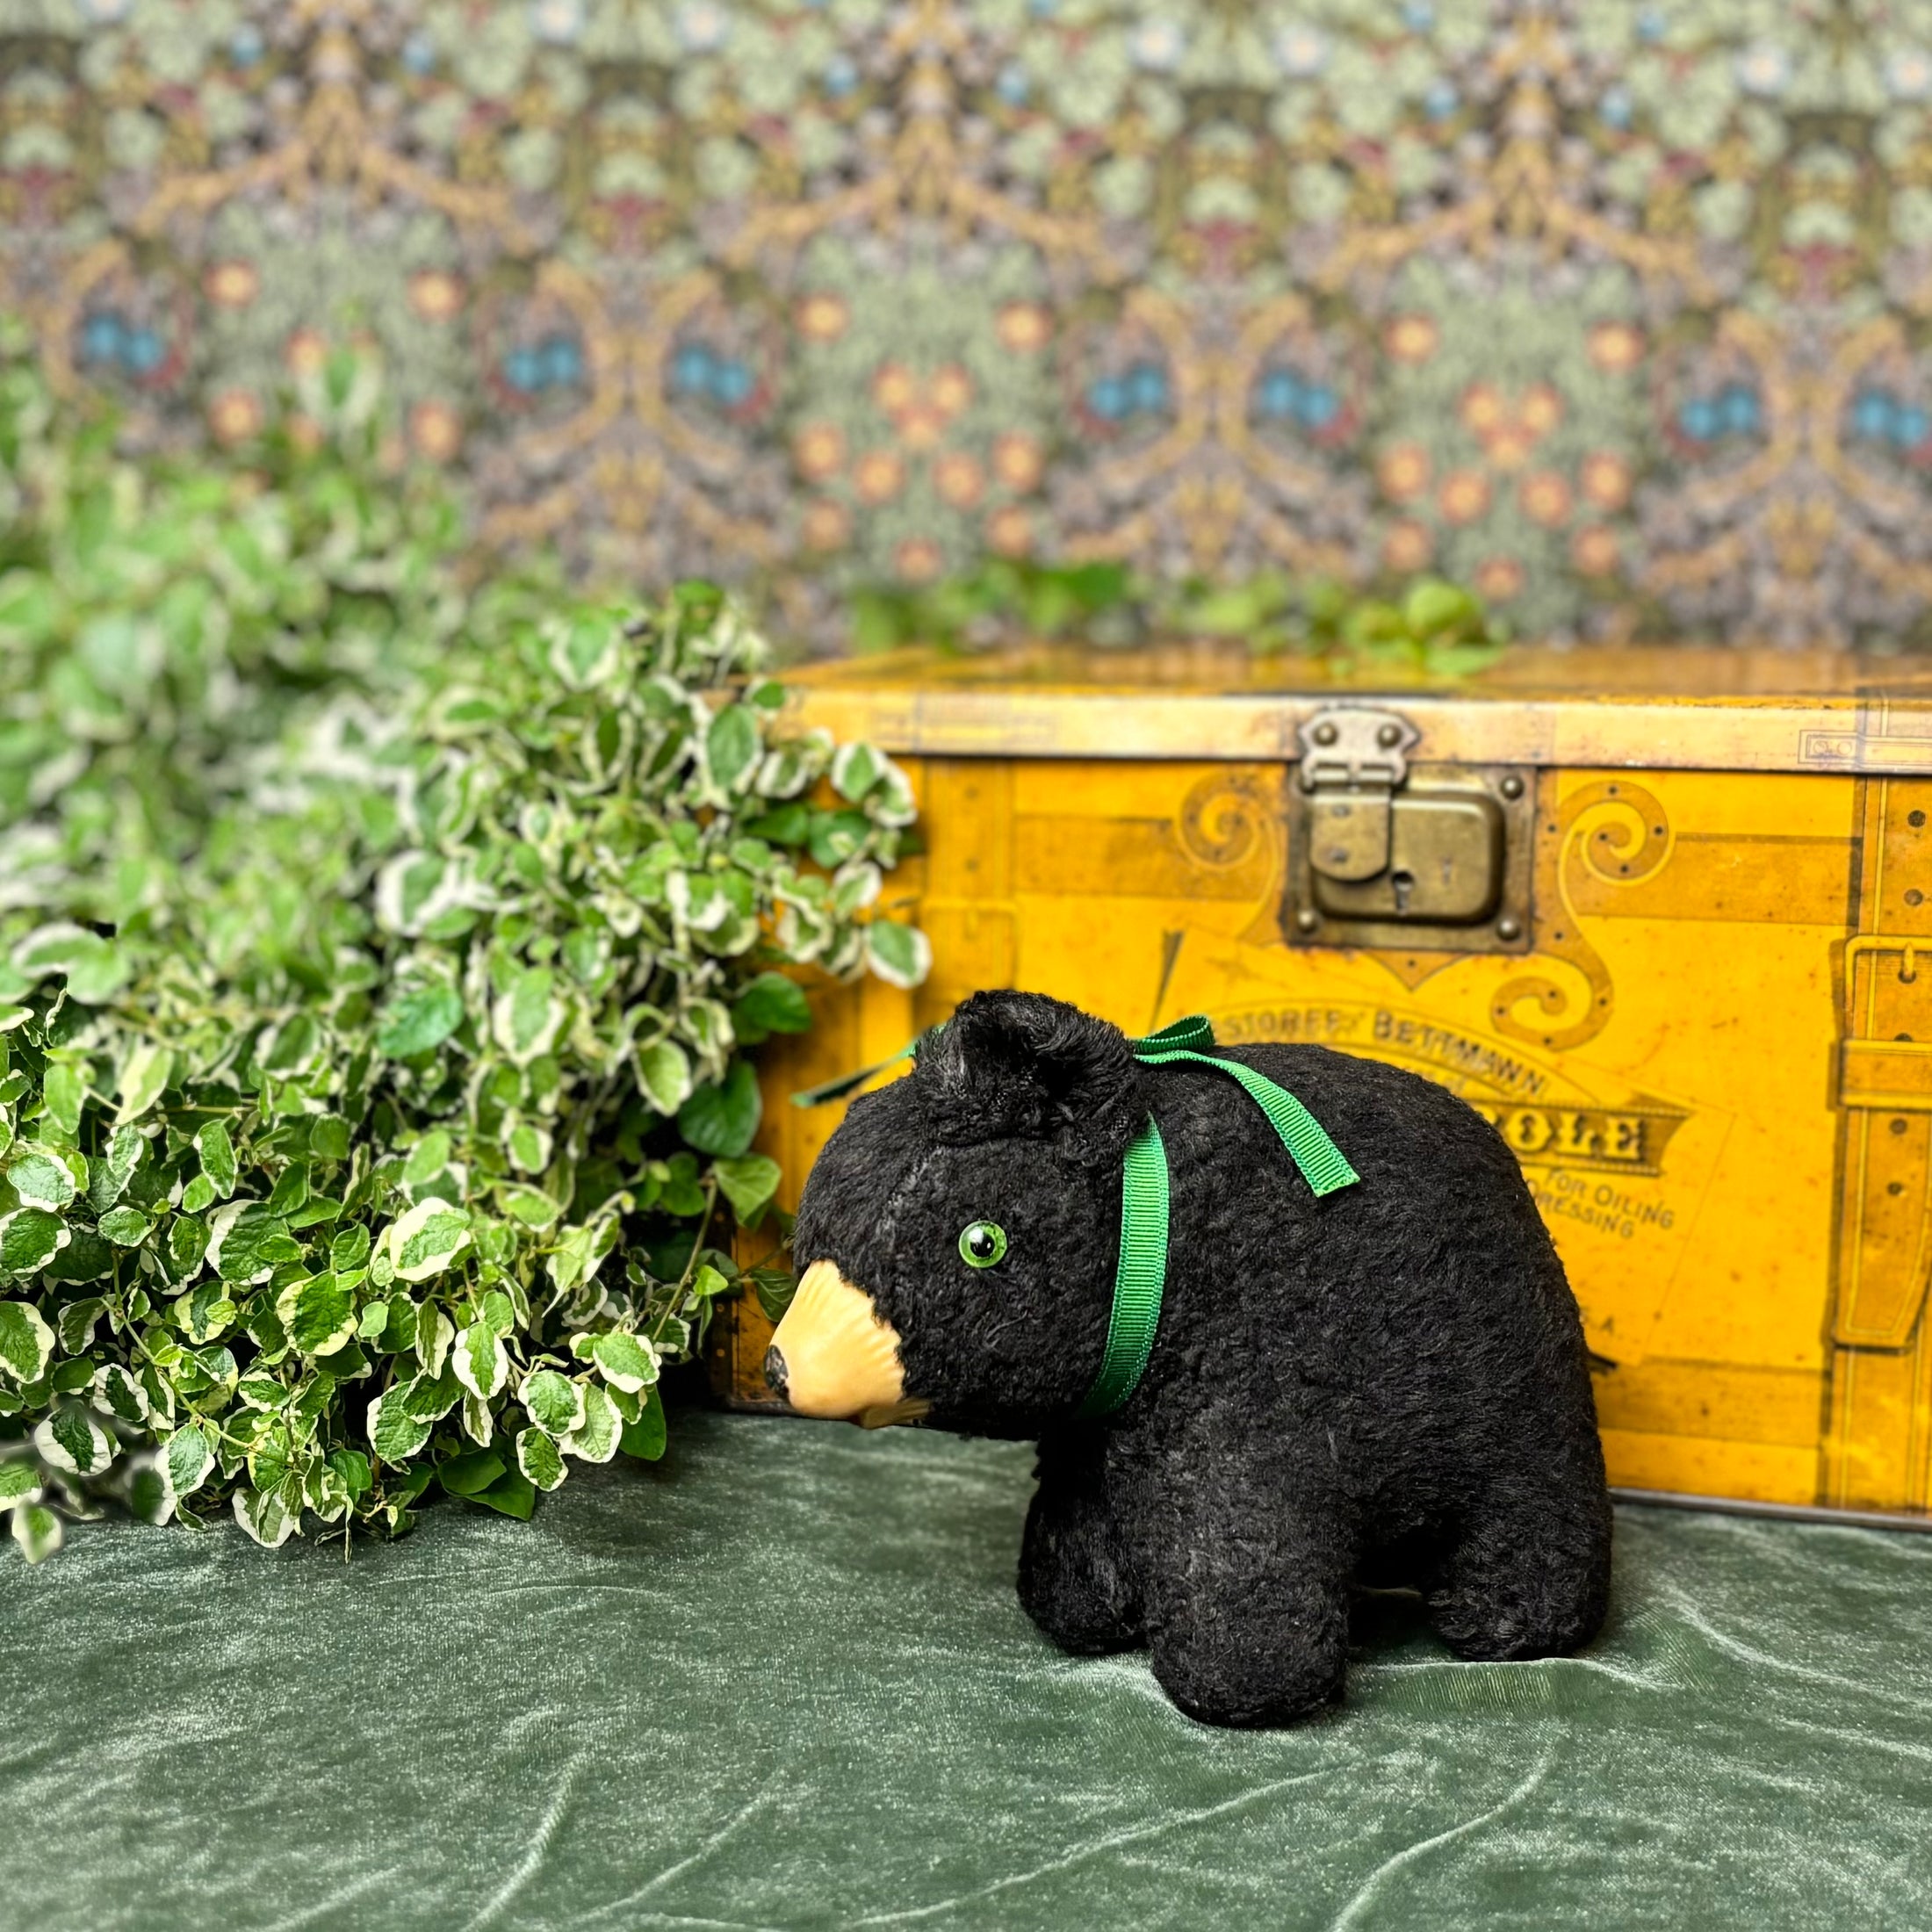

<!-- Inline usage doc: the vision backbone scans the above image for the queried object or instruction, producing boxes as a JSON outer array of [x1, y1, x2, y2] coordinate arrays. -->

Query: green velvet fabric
[[6, 1413, 1928, 1931]]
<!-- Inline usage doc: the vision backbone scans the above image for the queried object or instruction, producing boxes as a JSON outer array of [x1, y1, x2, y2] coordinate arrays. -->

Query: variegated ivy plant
[[0, 586, 926, 1560]]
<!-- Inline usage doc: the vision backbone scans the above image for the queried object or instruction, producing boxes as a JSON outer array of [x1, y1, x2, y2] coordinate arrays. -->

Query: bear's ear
[[913, 991, 1143, 1163]]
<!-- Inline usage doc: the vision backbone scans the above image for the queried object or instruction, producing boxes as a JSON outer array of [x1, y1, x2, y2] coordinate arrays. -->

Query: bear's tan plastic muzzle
[[766, 1259, 931, 1429]]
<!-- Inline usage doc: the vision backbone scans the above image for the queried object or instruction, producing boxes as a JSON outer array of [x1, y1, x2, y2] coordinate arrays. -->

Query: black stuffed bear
[[768, 990, 1611, 1728]]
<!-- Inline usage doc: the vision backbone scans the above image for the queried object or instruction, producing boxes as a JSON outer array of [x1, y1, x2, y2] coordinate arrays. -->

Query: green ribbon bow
[[1077, 1017, 1358, 1417], [790, 1013, 1359, 1419]]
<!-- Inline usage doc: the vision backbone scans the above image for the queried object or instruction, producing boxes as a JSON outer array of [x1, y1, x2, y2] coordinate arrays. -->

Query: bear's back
[[1146, 1041, 1588, 1464]]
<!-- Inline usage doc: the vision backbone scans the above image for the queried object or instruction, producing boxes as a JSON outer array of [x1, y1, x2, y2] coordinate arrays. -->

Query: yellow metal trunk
[[719, 644, 1932, 1523]]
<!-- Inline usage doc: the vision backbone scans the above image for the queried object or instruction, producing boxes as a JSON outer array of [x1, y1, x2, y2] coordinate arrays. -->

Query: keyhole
[[1390, 868, 1416, 913]]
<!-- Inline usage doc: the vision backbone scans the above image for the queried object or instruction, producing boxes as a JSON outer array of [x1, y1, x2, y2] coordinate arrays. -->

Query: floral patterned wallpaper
[[9, 0, 1932, 647]]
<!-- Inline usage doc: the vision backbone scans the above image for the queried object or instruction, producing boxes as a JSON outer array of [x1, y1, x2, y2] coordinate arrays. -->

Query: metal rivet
[[1496, 916, 1523, 941], [1375, 722, 1402, 748], [1294, 908, 1321, 934], [1913, 811, 1927, 828], [1312, 721, 1339, 746], [1499, 775, 1525, 800]]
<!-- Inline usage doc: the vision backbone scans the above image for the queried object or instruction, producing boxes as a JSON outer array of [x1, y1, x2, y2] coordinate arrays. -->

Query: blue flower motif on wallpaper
[[501, 335, 586, 400], [1849, 386, 1932, 457], [79, 311, 168, 381], [1252, 365, 1344, 437], [1085, 361, 1171, 430], [1674, 384, 1764, 451], [671, 342, 759, 415]]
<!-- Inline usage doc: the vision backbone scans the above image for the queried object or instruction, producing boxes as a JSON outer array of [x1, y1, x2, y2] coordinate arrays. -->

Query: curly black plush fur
[[790, 990, 1612, 1728]]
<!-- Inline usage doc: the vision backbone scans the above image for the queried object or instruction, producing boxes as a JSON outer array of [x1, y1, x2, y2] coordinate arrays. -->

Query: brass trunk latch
[[1288, 703, 1534, 953]]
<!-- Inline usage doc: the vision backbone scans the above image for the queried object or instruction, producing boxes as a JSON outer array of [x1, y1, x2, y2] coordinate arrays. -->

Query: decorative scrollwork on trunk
[[1493, 778, 1674, 1053], [1176, 768, 1287, 947]]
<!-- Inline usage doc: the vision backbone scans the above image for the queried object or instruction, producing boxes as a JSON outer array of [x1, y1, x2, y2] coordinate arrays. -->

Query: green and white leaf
[[366, 1387, 432, 1467], [520, 1366, 584, 1438], [8, 1147, 77, 1212], [832, 740, 883, 803], [162, 1424, 213, 1499], [115, 1042, 173, 1123], [0, 1208, 68, 1276], [232, 1486, 298, 1550], [634, 1037, 692, 1115], [13, 1502, 61, 1563], [866, 919, 932, 990], [590, 1331, 659, 1394], [547, 1215, 618, 1294], [0, 1459, 43, 1509], [451, 1321, 508, 1402], [0, 1301, 54, 1383], [34, 1408, 113, 1477], [712, 1153, 781, 1225], [386, 1199, 471, 1282], [194, 1121, 237, 1198], [502, 1119, 552, 1174], [565, 1381, 621, 1464], [12, 923, 127, 1004], [97, 1205, 151, 1247], [461, 1394, 494, 1448], [515, 1427, 566, 1491], [493, 967, 564, 1066], [497, 1184, 562, 1231], [276, 1272, 356, 1357], [93, 1364, 150, 1425], [415, 1302, 454, 1379]]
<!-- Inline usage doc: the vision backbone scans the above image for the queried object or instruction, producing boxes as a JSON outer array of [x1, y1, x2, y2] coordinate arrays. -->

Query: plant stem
[[652, 1177, 718, 1347]]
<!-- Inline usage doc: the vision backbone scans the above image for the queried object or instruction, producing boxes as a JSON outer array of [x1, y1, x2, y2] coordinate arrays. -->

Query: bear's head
[[768, 991, 1143, 1438]]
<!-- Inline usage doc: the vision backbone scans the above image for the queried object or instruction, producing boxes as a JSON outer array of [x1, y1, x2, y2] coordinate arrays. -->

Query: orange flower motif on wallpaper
[[1520, 470, 1574, 527], [285, 329, 328, 378], [996, 303, 1050, 354], [1460, 381, 1562, 470], [793, 422, 847, 482], [1474, 557, 1525, 602], [796, 294, 849, 343], [854, 450, 906, 504], [1572, 526, 1621, 575], [801, 501, 850, 551], [1588, 323, 1646, 375], [207, 389, 262, 443], [992, 432, 1043, 492], [1377, 443, 1431, 502], [203, 262, 258, 309], [408, 400, 463, 462], [1580, 451, 1632, 511], [407, 270, 464, 323], [873, 362, 974, 450], [1383, 521, 1434, 572], [1384, 315, 1438, 364], [934, 452, 986, 508], [1438, 468, 1491, 524], [894, 537, 945, 582], [986, 506, 1032, 556]]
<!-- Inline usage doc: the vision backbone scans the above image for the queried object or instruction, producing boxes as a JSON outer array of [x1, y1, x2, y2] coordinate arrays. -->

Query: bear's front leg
[[1018, 1423, 1143, 1655], [1141, 1432, 1354, 1727]]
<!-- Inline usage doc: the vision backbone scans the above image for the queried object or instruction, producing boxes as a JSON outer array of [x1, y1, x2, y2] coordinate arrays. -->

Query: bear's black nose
[[764, 1344, 789, 1401]]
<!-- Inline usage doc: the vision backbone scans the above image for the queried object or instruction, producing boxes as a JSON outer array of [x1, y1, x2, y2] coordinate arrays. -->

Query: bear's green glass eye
[[958, 1221, 1008, 1269]]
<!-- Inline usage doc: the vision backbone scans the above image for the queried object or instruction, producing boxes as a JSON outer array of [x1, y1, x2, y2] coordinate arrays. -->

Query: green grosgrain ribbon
[[1076, 1017, 1358, 1418], [789, 1013, 1358, 1419]]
